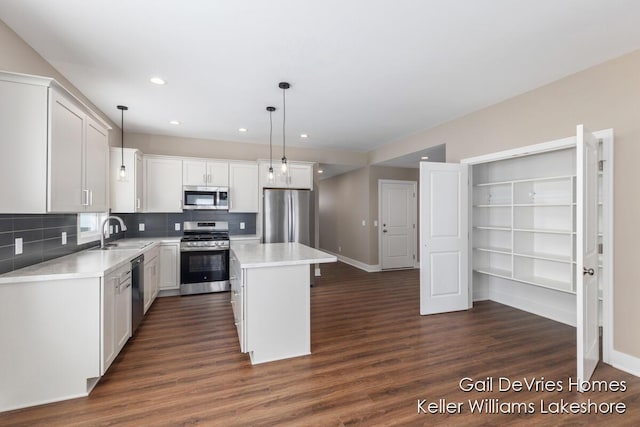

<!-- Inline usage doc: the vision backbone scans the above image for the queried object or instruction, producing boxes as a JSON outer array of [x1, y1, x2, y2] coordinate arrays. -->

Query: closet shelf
[[473, 226, 512, 231], [473, 204, 512, 208], [513, 251, 572, 264], [474, 175, 575, 187], [511, 274, 575, 294], [474, 269, 575, 294], [513, 203, 575, 207], [474, 247, 512, 255], [473, 267, 512, 279], [513, 228, 574, 235]]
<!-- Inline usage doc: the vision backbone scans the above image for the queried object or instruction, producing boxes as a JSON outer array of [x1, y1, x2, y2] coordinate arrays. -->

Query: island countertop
[[231, 242, 337, 269]]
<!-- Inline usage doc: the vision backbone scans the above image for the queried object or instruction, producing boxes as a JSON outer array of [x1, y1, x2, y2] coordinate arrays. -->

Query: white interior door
[[576, 125, 600, 387], [380, 181, 416, 269], [420, 163, 469, 315]]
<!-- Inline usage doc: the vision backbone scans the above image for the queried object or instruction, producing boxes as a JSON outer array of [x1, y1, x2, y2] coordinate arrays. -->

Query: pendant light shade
[[266, 106, 276, 181], [117, 105, 129, 181], [279, 82, 290, 173]]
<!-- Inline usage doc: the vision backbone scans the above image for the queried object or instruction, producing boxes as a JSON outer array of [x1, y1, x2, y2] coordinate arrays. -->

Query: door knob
[[583, 267, 595, 276]]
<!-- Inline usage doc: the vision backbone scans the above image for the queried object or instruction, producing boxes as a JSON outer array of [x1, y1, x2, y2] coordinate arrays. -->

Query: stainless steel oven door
[[180, 247, 230, 295]]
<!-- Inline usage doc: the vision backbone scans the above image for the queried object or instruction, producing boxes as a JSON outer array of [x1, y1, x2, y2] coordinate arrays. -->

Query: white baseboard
[[610, 349, 640, 378], [321, 250, 381, 273]]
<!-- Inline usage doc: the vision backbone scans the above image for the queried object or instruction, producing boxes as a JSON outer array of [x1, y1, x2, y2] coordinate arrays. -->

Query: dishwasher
[[131, 255, 145, 335]]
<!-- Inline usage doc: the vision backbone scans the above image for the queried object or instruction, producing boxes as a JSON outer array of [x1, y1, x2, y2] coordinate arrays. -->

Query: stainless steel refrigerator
[[263, 189, 314, 246]]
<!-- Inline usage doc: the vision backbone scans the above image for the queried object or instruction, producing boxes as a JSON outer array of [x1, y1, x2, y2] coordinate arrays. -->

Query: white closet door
[[420, 163, 469, 315], [576, 124, 599, 388]]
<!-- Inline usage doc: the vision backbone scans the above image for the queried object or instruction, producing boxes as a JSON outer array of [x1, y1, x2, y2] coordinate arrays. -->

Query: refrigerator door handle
[[289, 190, 294, 242]]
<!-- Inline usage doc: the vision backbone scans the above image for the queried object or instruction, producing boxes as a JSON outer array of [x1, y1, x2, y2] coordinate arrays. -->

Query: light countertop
[[231, 242, 337, 269], [230, 234, 261, 241], [0, 237, 179, 284]]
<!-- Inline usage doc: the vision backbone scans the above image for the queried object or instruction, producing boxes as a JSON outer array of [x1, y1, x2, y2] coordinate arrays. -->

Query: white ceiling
[[2, 1, 640, 153]]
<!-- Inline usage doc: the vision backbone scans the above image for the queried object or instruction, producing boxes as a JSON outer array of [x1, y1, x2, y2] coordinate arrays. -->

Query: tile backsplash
[[118, 211, 257, 238], [0, 211, 257, 275], [0, 214, 95, 275]]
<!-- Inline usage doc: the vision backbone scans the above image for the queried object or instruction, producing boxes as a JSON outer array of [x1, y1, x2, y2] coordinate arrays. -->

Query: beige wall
[[0, 19, 119, 147], [126, 132, 367, 166], [318, 167, 370, 263], [319, 165, 419, 265], [368, 49, 640, 358]]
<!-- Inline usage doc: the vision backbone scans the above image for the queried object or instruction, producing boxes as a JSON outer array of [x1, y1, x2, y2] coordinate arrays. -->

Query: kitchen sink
[[92, 242, 153, 251]]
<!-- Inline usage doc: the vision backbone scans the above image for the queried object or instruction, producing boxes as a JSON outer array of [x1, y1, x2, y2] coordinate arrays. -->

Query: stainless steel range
[[180, 221, 230, 295]]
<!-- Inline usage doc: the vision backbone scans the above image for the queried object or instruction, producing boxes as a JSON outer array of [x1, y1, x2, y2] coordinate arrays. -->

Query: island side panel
[[245, 264, 311, 364], [0, 277, 101, 412]]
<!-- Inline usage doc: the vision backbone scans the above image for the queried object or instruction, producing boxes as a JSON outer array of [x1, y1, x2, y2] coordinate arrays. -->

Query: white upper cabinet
[[0, 72, 111, 213], [183, 159, 229, 186], [48, 88, 85, 212], [258, 160, 314, 190], [110, 148, 143, 213], [144, 156, 183, 212], [229, 161, 259, 212], [83, 117, 109, 212]]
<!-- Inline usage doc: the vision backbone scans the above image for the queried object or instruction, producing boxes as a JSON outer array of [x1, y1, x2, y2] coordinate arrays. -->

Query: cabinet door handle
[[208, 173, 211, 183], [82, 189, 89, 206], [136, 198, 141, 209], [89, 190, 93, 206]]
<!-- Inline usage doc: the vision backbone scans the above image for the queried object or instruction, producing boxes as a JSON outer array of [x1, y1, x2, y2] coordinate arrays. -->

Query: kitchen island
[[230, 242, 337, 364]]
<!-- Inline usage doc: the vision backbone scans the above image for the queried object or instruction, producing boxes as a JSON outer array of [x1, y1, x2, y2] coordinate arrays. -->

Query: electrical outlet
[[15, 238, 23, 255], [338, 246, 342, 253], [61, 232, 67, 245], [240, 222, 245, 230], [362, 220, 366, 226], [374, 220, 378, 227], [139, 223, 145, 232], [175, 223, 181, 231], [109, 225, 114, 234]]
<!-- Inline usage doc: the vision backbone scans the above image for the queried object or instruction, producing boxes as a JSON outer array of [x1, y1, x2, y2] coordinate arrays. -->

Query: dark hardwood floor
[[2, 262, 639, 426]]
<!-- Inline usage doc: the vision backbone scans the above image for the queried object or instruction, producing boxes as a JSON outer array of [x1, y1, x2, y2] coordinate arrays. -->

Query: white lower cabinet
[[159, 242, 180, 291], [229, 253, 244, 352], [144, 247, 160, 313], [102, 264, 132, 375]]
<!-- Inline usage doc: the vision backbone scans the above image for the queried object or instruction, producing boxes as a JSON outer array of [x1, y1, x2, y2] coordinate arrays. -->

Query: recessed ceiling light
[[150, 77, 166, 85], [421, 156, 429, 160], [238, 128, 247, 132], [318, 169, 324, 174], [169, 120, 181, 125], [300, 134, 308, 138]]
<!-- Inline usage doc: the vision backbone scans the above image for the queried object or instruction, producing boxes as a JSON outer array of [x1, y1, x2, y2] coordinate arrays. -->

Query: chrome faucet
[[100, 216, 128, 249]]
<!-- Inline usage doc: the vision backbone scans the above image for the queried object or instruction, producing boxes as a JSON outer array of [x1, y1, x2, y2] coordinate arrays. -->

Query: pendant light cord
[[282, 87, 286, 159], [269, 109, 273, 169], [120, 108, 124, 165]]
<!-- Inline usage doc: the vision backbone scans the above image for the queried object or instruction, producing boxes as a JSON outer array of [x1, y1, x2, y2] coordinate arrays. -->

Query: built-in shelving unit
[[472, 148, 577, 294]]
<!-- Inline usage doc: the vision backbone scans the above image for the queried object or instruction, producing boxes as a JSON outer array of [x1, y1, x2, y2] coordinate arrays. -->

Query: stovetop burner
[[180, 221, 230, 245], [181, 232, 229, 242]]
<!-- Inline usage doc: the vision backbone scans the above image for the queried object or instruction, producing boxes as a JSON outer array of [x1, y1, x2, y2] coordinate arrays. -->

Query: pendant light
[[116, 105, 129, 180], [279, 82, 290, 173], [266, 106, 276, 181]]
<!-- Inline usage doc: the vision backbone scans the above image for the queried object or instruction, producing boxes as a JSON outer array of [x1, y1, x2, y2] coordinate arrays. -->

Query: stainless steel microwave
[[183, 186, 229, 210]]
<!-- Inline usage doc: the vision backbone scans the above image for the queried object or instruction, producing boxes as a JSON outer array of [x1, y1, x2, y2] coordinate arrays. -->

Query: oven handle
[[180, 246, 230, 252]]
